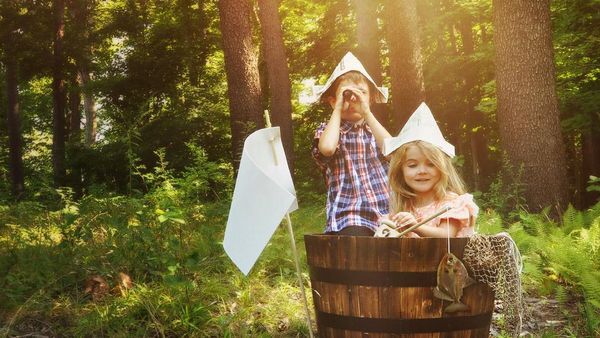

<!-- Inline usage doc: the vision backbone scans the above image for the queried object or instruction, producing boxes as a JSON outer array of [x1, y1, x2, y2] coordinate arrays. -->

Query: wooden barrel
[[304, 235, 494, 337]]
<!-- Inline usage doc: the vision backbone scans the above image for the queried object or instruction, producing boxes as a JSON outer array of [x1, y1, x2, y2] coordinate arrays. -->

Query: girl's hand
[[391, 212, 417, 231]]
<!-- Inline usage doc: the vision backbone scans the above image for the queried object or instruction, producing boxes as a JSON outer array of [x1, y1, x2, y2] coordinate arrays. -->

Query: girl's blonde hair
[[388, 140, 466, 213]]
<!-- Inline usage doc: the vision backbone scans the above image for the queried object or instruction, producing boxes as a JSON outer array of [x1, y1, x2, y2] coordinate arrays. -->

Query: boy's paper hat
[[311, 52, 388, 103], [383, 102, 455, 157]]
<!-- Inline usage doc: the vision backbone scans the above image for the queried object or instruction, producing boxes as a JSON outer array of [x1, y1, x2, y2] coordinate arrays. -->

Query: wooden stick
[[285, 213, 315, 338], [395, 206, 453, 237], [263, 110, 279, 165]]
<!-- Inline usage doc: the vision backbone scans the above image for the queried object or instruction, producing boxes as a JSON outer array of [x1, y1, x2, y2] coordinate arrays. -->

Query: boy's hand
[[335, 85, 370, 117]]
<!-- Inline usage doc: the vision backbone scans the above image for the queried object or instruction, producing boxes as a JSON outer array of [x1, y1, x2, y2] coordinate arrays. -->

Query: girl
[[381, 103, 478, 238]]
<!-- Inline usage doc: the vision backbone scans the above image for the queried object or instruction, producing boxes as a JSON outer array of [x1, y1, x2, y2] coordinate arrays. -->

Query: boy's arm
[[318, 108, 342, 157], [364, 110, 391, 151]]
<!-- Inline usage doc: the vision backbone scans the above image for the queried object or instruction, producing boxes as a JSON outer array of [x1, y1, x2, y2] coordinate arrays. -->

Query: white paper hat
[[311, 52, 388, 104], [383, 102, 455, 157]]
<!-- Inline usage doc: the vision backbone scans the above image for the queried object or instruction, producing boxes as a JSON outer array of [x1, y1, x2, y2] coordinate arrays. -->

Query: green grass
[[1, 189, 598, 337]]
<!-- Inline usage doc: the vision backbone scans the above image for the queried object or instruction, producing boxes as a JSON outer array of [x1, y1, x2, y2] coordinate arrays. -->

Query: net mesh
[[463, 232, 523, 337]]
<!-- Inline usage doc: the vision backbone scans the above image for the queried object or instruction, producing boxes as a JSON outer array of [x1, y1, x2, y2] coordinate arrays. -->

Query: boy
[[312, 52, 391, 235]]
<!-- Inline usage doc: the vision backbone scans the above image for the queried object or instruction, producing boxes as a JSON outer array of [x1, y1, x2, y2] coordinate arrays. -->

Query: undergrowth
[[1, 154, 598, 336]]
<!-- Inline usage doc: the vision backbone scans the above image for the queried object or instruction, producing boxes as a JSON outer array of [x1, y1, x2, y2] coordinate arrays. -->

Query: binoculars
[[343, 89, 357, 101]]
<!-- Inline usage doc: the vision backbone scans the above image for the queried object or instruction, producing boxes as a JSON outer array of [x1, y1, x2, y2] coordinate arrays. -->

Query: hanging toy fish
[[433, 252, 476, 313]]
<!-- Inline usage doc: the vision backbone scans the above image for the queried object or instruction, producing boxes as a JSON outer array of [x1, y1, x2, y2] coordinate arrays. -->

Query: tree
[[52, 0, 67, 187], [2, 26, 25, 198], [257, 0, 294, 173], [493, 0, 569, 211], [352, 0, 382, 84], [218, 0, 264, 171], [384, 0, 426, 132], [69, 0, 97, 146], [352, 0, 388, 125]]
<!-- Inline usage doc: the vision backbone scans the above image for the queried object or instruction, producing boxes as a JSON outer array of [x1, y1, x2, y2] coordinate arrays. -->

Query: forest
[[0, 0, 599, 336]]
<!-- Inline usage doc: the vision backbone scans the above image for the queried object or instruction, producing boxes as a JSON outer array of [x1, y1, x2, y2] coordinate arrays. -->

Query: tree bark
[[69, 0, 97, 146], [493, 0, 569, 212], [80, 66, 97, 146], [457, 17, 486, 190], [69, 73, 83, 197], [582, 129, 600, 207], [52, 0, 67, 187], [384, 0, 425, 133], [352, 0, 382, 84], [4, 31, 25, 199], [352, 0, 389, 126], [218, 0, 264, 171], [257, 0, 294, 174]]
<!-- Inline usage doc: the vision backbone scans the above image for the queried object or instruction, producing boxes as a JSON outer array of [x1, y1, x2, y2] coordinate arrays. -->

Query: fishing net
[[463, 232, 523, 337]]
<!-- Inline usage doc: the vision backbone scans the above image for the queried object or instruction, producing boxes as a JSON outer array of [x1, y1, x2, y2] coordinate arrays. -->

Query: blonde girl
[[381, 103, 478, 238]]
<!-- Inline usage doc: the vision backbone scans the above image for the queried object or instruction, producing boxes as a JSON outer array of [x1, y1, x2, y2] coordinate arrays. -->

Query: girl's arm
[[411, 218, 461, 238]]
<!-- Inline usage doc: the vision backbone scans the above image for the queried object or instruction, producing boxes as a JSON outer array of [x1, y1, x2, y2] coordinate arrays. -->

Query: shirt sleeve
[[443, 193, 479, 237], [311, 122, 337, 172]]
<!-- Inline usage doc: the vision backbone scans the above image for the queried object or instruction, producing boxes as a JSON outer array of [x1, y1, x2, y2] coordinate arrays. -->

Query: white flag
[[223, 127, 298, 275]]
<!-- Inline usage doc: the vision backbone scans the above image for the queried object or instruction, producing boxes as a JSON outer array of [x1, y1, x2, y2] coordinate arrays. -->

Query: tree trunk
[[80, 66, 97, 146], [257, 0, 294, 174], [352, 0, 382, 84], [69, 0, 98, 146], [4, 32, 25, 199], [457, 17, 485, 190], [384, 0, 425, 133], [69, 73, 83, 197], [52, 0, 67, 187], [218, 0, 264, 171], [493, 0, 569, 212], [582, 129, 600, 207], [352, 0, 389, 127]]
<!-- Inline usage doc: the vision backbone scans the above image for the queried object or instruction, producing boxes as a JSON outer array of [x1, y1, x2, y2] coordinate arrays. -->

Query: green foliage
[[478, 155, 527, 218], [497, 202, 600, 336]]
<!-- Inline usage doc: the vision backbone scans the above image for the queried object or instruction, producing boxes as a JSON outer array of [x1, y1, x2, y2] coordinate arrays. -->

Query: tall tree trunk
[[69, 0, 97, 146], [352, 0, 382, 84], [257, 0, 294, 174], [457, 17, 485, 190], [352, 0, 389, 126], [493, 0, 569, 212], [4, 33, 25, 199], [384, 0, 425, 133], [69, 73, 83, 197], [218, 0, 264, 171], [582, 129, 600, 207], [52, 0, 67, 187], [80, 66, 97, 146]]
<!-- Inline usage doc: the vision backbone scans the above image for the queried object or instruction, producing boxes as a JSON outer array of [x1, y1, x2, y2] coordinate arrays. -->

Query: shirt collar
[[340, 119, 367, 134]]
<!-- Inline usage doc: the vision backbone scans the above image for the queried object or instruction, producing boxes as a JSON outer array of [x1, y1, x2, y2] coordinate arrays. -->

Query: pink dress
[[410, 193, 479, 237]]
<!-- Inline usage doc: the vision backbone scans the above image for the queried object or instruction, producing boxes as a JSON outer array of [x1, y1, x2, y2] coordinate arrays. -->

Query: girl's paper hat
[[311, 52, 388, 103], [383, 102, 455, 157]]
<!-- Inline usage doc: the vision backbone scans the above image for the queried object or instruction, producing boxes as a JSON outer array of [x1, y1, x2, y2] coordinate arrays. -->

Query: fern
[[562, 204, 584, 234]]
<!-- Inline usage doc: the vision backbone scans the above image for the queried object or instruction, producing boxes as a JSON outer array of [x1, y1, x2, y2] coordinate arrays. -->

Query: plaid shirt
[[312, 120, 390, 232]]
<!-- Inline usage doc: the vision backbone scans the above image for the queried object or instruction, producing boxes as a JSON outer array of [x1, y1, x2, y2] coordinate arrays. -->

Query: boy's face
[[328, 77, 371, 122]]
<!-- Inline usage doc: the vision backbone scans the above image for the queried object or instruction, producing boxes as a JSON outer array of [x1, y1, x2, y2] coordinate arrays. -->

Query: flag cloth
[[224, 127, 298, 275]]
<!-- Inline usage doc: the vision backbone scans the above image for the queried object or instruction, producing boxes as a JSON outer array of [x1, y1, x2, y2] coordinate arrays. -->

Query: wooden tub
[[304, 235, 494, 337]]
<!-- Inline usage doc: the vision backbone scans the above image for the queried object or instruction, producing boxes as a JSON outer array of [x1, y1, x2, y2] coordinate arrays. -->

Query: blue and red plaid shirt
[[312, 120, 390, 232]]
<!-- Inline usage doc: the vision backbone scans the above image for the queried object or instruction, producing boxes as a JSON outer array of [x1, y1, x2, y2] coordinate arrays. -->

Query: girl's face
[[402, 145, 441, 197]]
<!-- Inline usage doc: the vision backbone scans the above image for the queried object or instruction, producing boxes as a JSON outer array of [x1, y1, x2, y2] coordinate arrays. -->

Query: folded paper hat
[[311, 52, 388, 104], [383, 102, 455, 158]]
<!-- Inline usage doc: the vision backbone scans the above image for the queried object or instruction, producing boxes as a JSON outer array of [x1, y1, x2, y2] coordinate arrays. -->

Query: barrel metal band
[[309, 266, 437, 287], [316, 311, 493, 333]]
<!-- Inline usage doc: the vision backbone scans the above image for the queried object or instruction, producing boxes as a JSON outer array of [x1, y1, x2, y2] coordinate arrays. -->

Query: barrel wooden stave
[[305, 235, 494, 338]]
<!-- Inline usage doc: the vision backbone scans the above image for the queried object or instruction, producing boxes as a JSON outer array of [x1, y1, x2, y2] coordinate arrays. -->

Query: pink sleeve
[[442, 194, 479, 237]]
